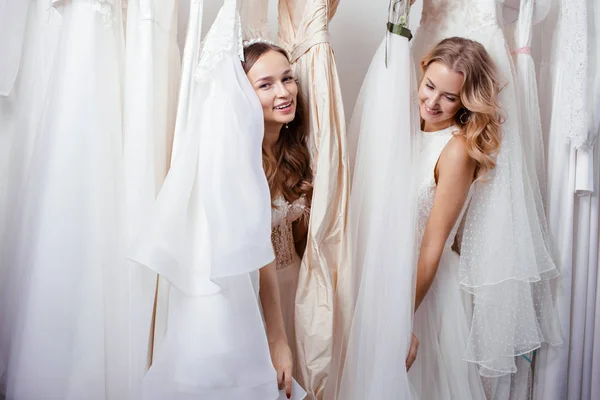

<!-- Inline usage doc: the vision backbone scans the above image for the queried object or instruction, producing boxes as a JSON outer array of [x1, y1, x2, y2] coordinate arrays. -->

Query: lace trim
[[271, 197, 309, 270], [89, 0, 116, 28], [52, 0, 116, 27], [420, 0, 498, 34], [194, 1, 243, 82]]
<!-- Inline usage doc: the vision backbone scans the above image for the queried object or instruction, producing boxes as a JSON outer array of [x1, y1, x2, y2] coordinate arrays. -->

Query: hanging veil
[[128, 1, 304, 399], [330, 1, 420, 399]]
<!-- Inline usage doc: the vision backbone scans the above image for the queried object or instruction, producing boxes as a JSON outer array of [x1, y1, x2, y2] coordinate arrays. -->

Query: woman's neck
[[263, 124, 282, 159], [422, 120, 454, 133]]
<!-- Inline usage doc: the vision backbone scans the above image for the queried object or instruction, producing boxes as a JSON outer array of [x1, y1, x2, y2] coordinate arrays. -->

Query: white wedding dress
[[533, 1, 599, 399], [127, 2, 305, 399], [410, 0, 561, 398], [122, 0, 181, 396], [0, 1, 130, 398], [331, 2, 420, 399], [408, 126, 486, 400]]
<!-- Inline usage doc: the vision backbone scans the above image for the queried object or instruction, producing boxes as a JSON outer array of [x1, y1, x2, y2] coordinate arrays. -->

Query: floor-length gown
[[0, 1, 130, 398], [277, 1, 349, 396], [127, 2, 305, 399], [0, 0, 62, 269], [122, 0, 181, 395], [506, 0, 548, 199], [408, 126, 487, 400], [330, 2, 419, 399], [411, 2, 561, 397], [532, 1, 600, 399]]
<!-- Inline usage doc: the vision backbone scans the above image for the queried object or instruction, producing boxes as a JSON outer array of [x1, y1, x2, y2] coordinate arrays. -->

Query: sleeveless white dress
[[408, 126, 486, 400], [411, 0, 561, 388]]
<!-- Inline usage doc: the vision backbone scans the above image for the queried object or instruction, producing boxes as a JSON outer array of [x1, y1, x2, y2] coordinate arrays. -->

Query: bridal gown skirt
[[409, 249, 487, 400]]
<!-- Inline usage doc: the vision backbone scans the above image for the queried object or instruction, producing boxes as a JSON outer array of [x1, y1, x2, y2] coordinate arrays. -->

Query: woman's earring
[[285, 123, 289, 129], [459, 109, 471, 124]]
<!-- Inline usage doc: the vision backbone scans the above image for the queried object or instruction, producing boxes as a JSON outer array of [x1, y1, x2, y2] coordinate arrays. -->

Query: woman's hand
[[406, 333, 419, 371], [269, 339, 293, 398]]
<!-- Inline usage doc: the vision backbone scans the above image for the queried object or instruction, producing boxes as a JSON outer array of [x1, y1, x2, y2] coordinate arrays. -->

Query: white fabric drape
[[148, 0, 207, 361], [506, 0, 547, 198], [331, 3, 420, 397], [0, 0, 62, 263], [127, 2, 306, 399], [533, 0, 600, 399], [122, 0, 181, 396], [0, 0, 30, 96], [0, 1, 130, 398]]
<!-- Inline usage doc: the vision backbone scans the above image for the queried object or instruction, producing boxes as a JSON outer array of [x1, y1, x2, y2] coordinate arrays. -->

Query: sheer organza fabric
[[128, 2, 305, 399], [331, 20, 420, 399]]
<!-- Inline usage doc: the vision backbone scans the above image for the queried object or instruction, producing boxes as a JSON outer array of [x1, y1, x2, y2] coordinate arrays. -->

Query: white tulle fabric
[[0, 1, 62, 248], [332, 3, 420, 398], [129, 2, 272, 297], [127, 2, 304, 399], [412, 0, 561, 378], [0, 1, 131, 398]]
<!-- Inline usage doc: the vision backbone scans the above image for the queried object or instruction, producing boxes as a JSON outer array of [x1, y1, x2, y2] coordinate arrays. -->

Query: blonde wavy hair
[[421, 37, 503, 177]]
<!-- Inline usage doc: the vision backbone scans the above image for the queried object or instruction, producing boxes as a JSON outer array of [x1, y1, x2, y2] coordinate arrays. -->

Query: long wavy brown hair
[[421, 37, 503, 178], [243, 42, 313, 203]]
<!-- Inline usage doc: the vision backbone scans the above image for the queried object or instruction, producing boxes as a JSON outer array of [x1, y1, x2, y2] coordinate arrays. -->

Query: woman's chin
[[420, 114, 437, 124], [276, 115, 296, 125]]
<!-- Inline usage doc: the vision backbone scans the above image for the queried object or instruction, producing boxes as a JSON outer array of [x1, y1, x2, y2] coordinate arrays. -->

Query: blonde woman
[[408, 37, 501, 399]]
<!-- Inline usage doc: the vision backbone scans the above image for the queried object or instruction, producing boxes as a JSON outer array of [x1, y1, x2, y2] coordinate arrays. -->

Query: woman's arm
[[259, 260, 293, 398], [414, 137, 476, 311]]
